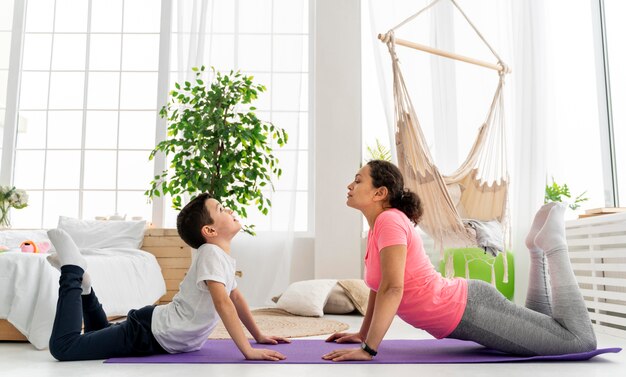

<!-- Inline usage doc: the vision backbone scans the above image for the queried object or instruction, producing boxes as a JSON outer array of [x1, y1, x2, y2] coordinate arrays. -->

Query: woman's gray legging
[[448, 244, 597, 356]]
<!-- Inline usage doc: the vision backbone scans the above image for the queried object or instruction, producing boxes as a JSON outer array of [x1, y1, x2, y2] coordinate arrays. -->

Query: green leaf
[[366, 138, 392, 161], [544, 177, 588, 210]]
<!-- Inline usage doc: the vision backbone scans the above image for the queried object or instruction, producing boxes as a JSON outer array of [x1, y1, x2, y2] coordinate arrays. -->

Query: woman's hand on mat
[[244, 348, 287, 361], [255, 334, 291, 345], [322, 348, 372, 362], [325, 332, 363, 343]]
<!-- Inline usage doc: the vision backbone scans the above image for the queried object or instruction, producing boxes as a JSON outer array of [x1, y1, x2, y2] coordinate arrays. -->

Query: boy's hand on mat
[[255, 334, 291, 345], [325, 332, 363, 343], [322, 348, 372, 362], [244, 348, 287, 361]]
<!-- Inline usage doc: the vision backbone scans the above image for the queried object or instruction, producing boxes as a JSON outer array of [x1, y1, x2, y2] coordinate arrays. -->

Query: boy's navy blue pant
[[49, 265, 166, 361]]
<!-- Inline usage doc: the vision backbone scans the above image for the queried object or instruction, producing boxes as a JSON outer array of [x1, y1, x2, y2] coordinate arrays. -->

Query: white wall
[[313, 0, 363, 279]]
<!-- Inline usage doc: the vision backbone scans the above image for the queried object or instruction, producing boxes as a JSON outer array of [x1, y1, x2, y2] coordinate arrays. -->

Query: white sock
[[80, 273, 92, 295], [47, 253, 92, 295], [47, 229, 87, 270], [534, 203, 567, 252], [525, 202, 558, 251], [46, 252, 61, 270]]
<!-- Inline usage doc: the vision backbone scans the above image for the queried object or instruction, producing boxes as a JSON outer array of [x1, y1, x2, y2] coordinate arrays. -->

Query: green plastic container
[[439, 247, 515, 300]]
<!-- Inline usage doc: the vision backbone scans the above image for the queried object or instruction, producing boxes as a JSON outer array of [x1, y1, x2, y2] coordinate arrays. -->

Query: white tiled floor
[[1, 315, 624, 377]]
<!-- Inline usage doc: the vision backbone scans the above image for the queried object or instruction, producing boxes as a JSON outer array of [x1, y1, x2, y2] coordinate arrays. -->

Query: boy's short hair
[[176, 193, 214, 249]]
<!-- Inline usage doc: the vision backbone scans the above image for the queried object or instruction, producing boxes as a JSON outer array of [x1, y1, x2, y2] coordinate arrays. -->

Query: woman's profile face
[[346, 165, 377, 209]]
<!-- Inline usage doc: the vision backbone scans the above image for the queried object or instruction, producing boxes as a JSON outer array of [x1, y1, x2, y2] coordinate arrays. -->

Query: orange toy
[[20, 240, 51, 254]]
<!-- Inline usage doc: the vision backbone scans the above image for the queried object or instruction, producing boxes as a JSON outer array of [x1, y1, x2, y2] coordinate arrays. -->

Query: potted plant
[[544, 177, 588, 210], [146, 66, 288, 235], [366, 138, 392, 162]]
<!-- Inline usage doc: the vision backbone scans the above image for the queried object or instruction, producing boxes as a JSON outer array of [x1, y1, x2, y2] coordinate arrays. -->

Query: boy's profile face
[[204, 198, 241, 239]]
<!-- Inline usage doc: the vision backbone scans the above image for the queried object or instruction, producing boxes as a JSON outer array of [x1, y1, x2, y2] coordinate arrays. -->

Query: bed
[[0, 223, 167, 350]]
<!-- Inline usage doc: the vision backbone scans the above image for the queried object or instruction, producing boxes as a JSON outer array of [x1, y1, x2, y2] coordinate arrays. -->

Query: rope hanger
[[377, 0, 511, 74]]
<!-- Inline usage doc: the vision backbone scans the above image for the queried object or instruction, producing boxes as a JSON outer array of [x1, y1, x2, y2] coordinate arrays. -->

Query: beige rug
[[208, 308, 349, 339]]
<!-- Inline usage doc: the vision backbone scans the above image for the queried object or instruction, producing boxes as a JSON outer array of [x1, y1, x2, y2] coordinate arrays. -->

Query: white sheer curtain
[[429, 1, 458, 173], [169, 0, 305, 306], [363, 0, 473, 173], [508, 1, 549, 304], [364, 0, 549, 304]]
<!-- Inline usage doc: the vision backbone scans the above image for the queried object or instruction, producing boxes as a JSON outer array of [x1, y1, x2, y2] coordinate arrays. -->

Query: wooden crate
[[142, 228, 192, 304]]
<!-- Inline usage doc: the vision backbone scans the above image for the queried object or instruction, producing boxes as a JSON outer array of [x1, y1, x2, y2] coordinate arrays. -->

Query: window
[[5, 0, 310, 232], [11, 0, 160, 228], [604, 0, 625, 205]]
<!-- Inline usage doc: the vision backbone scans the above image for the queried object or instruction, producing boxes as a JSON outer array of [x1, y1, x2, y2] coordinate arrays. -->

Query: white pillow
[[276, 279, 337, 317], [57, 216, 146, 249]]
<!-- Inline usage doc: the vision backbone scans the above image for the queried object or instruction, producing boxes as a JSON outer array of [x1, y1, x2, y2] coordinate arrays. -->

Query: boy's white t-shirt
[[151, 243, 237, 353]]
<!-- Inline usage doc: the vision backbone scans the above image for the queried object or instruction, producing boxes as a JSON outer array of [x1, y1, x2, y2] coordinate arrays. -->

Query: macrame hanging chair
[[378, 0, 511, 282]]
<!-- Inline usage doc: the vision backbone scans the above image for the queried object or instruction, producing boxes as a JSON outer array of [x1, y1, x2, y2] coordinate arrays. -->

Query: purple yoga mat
[[105, 339, 621, 364]]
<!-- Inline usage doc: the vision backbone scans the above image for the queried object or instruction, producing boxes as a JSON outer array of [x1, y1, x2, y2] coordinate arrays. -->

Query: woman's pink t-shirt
[[364, 208, 468, 339]]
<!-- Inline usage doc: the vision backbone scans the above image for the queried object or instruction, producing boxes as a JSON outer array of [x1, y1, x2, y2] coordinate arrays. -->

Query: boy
[[47, 193, 289, 361]]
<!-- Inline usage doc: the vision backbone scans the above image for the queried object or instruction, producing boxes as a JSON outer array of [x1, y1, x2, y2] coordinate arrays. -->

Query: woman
[[323, 160, 596, 361]]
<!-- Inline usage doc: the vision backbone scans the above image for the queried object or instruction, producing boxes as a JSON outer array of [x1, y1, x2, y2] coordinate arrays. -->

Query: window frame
[[2, 0, 314, 233]]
